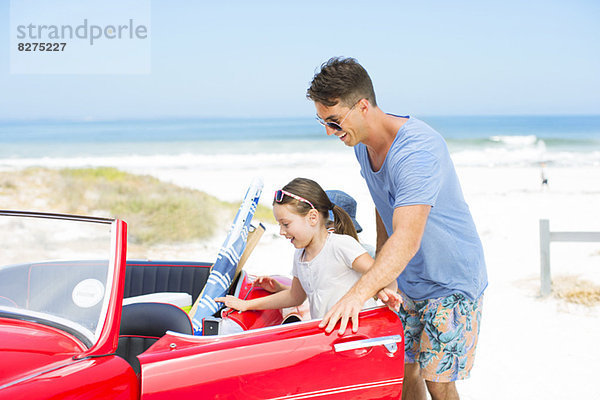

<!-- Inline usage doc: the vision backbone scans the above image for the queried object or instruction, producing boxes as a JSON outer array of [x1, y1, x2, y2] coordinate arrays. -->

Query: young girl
[[216, 177, 399, 320]]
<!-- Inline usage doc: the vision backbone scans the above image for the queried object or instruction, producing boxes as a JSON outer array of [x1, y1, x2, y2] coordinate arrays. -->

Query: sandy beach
[[2, 153, 599, 399]]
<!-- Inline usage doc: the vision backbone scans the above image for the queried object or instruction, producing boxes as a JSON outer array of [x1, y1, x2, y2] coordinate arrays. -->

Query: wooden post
[[539, 220, 600, 297], [539, 219, 551, 297]]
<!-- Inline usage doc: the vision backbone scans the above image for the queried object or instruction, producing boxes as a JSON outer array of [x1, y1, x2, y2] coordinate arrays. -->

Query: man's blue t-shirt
[[355, 116, 487, 301]]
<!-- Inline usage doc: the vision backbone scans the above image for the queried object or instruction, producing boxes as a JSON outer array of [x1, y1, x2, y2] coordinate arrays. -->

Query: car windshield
[[0, 212, 116, 347]]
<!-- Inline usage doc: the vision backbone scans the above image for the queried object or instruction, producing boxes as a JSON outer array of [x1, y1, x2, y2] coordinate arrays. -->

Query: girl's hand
[[215, 295, 249, 312], [253, 276, 288, 293], [376, 288, 402, 312]]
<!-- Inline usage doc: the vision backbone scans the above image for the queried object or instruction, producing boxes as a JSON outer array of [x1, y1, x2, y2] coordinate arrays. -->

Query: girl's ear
[[307, 208, 320, 226]]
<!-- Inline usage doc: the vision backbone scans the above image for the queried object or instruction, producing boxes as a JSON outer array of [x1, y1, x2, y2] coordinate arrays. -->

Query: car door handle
[[334, 335, 403, 354]]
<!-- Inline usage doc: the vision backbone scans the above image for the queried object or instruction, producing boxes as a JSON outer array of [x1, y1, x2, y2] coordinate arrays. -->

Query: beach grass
[[0, 167, 274, 245], [553, 275, 600, 307]]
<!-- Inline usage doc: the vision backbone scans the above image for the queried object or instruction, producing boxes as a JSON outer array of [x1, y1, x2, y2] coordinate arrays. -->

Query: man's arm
[[319, 204, 431, 334], [352, 252, 400, 311]]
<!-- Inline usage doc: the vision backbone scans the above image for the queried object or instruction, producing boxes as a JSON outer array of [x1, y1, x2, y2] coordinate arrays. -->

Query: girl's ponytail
[[331, 204, 358, 241]]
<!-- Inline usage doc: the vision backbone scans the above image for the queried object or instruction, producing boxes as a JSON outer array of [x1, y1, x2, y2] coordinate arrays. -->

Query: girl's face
[[273, 203, 319, 249]]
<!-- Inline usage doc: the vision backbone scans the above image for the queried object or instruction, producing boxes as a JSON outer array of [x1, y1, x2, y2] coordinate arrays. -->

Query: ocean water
[[0, 115, 599, 168]]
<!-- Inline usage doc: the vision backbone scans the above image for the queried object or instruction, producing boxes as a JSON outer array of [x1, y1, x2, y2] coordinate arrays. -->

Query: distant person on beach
[[540, 162, 549, 187], [307, 57, 487, 400], [216, 177, 400, 319]]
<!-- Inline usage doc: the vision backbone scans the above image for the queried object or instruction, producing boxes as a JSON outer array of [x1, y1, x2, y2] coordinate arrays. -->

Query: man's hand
[[318, 293, 364, 335], [376, 288, 402, 312], [253, 276, 287, 293]]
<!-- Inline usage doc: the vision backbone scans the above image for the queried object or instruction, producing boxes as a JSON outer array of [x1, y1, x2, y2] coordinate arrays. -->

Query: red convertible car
[[0, 210, 404, 399]]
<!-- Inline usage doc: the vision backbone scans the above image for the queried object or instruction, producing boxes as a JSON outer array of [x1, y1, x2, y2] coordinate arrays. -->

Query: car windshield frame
[[0, 210, 119, 348]]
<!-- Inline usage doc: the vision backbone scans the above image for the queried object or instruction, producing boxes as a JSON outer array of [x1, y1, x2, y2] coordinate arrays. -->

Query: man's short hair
[[307, 57, 377, 108]]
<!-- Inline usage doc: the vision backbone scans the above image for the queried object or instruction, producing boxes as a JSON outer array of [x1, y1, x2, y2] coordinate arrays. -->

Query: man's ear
[[358, 98, 371, 115]]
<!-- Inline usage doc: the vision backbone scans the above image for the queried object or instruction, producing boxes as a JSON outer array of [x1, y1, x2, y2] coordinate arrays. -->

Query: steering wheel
[[0, 296, 18, 308]]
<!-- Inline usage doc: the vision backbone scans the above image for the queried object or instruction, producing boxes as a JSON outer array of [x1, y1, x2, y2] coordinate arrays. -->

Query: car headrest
[[120, 302, 193, 338]]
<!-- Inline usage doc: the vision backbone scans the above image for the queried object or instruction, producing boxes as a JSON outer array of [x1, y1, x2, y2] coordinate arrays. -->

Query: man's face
[[314, 101, 365, 147]]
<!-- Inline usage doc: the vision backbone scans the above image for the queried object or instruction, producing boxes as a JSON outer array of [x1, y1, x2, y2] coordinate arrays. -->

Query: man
[[308, 57, 487, 400]]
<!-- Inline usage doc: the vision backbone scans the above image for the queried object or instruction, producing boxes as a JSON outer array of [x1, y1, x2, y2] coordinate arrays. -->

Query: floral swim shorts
[[397, 291, 483, 382]]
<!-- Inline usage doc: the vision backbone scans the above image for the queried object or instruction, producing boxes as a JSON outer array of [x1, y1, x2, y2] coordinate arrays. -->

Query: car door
[[138, 307, 404, 400]]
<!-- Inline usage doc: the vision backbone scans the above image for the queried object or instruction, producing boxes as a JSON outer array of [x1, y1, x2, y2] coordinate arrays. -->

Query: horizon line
[[2, 113, 600, 124]]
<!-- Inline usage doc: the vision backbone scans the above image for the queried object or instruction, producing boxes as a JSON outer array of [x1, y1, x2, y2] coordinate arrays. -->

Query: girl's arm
[[215, 277, 306, 312], [352, 253, 400, 311], [253, 276, 289, 293]]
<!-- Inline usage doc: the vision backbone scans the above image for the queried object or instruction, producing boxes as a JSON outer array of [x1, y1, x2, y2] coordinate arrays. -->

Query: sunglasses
[[315, 103, 357, 132], [274, 189, 316, 210]]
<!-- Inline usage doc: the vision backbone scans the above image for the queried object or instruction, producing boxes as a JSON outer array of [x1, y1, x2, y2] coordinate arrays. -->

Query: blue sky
[[1, 0, 599, 120]]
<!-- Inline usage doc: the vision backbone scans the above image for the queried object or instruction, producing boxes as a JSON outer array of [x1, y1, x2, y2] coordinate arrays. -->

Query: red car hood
[[0, 317, 86, 388]]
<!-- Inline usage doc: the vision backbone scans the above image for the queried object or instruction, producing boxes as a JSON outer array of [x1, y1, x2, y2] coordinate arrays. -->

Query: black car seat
[[117, 302, 193, 374]]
